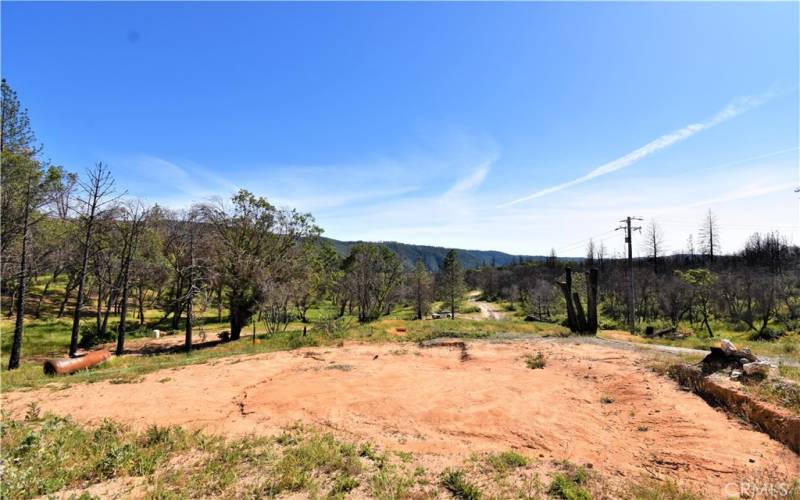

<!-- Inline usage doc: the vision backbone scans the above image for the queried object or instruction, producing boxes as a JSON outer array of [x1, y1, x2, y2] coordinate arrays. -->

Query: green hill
[[323, 237, 545, 271]]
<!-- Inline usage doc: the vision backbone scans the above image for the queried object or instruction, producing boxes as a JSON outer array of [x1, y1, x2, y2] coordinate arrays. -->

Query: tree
[[439, 249, 465, 319], [685, 234, 695, 261], [678, 268, 716, 337], [202, 190, 319, 340], [716, 270, 781, 340], [69, 163, 119, 357], [7, 176, 33, 369], [410, 259, 432, 320], [115, 202, 148, 355], [698, 210, 720, 263], [1, 79, 40, 155], [642, 220, 665, 274], [527, 278, 558, 320], [292, 240, 337, 323], [596, 241, 607, 270], [585, 239, 595, 268], [2, 80, 65, 369], [547, 248, 558, 268], [342, 243, 403, 322]]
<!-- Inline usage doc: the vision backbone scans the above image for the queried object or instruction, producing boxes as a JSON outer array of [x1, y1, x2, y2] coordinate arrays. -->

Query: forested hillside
[[322, 237, 544, 271]]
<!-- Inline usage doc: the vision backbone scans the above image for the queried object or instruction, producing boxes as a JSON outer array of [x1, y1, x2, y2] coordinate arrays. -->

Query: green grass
[[0, 413, 752, 499], [486, 450, 528, 472], [1, 328, 319, 391], [598, 319, 800, 361], [441, 469, 482, 500], [548, 462, 591, 500]]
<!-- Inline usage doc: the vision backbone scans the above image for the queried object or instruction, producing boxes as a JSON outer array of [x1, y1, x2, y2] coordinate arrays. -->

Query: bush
[[78, 325, 116, 348], [441, 469, 481, 500], [313, 315, 353, 340], [287, 333, 318, 350], [548, 465, 591, 500], [487, 451, 528, 471], [524, 352, 546, 369]]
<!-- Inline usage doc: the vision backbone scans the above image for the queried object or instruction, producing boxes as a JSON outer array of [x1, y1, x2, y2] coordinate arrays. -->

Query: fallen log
[[644, 326, 677, 338], [43, 349, 111, 376]]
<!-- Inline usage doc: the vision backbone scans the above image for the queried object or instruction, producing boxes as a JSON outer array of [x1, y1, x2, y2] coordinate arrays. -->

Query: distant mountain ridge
[[322, 237, 545, 271]]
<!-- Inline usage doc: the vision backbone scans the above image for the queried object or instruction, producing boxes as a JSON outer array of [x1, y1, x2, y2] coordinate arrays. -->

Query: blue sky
[[2, 1, 798, 255]]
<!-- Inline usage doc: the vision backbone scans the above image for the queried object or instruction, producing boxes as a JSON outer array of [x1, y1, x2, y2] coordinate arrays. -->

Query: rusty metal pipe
[[43, 349, 111, 376]]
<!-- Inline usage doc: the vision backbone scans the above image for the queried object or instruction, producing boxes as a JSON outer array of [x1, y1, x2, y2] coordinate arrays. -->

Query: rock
[[742, 361, 771, 376], [721, 339, 737, 354], [730, 369, 743, 381], [153, 329, 161, 339]]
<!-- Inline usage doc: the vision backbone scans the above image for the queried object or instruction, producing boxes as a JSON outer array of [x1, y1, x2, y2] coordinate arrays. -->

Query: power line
[[554, 229, 617, 254]]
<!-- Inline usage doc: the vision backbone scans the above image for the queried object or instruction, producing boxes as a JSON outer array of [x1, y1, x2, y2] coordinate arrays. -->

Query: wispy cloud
[[498, 92, 772, 208], [120, 155, 239, 207], [679, 180, 796, 210], [441, 161, 492, 199]]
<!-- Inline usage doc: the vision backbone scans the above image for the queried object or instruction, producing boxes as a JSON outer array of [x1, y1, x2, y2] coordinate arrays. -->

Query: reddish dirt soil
[[3, 339, 798, 495]]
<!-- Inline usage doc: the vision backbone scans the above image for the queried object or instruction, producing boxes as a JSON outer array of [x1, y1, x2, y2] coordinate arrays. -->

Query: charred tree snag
[[557, 267, 599, 335], [573, 292, 588, 333], [586, 268, 599, 335], [558, 267, 578, 332]]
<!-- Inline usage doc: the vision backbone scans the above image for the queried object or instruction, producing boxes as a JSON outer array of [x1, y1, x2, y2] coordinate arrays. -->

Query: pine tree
[[411, 259, 432, 320], [440, 250, 465, 319]]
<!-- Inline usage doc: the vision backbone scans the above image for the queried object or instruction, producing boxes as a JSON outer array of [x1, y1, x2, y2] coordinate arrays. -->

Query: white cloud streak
[[441, 161, 492, 198], [498, 93, 771, 208]]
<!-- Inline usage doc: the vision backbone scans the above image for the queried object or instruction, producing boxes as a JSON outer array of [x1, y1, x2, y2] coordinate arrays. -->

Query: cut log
[[43, 349, 111, 376]]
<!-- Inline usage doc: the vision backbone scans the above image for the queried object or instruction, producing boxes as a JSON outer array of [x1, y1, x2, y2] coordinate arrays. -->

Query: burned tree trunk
[[557, 267, 578, 332], [557, 267, 600, 335], [586, 268, 598, 335], [573, 292, 588, 333]]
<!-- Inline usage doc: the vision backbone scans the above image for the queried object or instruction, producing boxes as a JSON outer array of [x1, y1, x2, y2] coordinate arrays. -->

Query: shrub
[[441, 469, 481, 500], [487, 451, 528, 471], [549, 472, 590, 500], [78, 325, 116, 348], [525, 352, 546, 369]]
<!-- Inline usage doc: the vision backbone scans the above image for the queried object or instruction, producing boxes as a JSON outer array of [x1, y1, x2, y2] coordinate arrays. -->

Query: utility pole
[[616, 216, 642, 333]]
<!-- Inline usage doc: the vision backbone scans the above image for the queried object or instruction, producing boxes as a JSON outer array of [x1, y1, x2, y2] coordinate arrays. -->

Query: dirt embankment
[[3, 340, 798, 495]]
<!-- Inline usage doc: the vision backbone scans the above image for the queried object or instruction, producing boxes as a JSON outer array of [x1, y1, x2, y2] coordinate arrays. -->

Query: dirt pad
[[3, 339, 798, 495]]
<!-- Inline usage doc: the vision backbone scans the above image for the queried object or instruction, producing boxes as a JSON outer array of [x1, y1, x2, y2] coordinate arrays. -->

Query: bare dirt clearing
[[3, 339, 798, 495]]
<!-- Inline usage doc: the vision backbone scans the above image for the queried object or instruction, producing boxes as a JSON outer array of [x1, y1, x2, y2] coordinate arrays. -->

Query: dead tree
[[558, 268, 578, 331], [572, 292, 588, 332], [557, 267, 599, 335], [69, 163, 119, 357], [586, 268, 599, 334]]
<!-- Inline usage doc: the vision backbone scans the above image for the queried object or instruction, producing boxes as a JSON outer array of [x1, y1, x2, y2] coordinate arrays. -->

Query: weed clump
[[548, 463, 591, 500], [524, 352, 546, 369], [441, 468, 482, 499], [487, 450, 528, 472]]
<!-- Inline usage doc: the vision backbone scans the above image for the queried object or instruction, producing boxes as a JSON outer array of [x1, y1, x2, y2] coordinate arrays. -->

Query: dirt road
[[4, 339, 797, 495], [466, 291, 505, 320]]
